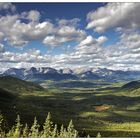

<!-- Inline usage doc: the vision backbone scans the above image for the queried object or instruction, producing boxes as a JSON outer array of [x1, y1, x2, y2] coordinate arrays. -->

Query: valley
[[1, 69, 140, 137]]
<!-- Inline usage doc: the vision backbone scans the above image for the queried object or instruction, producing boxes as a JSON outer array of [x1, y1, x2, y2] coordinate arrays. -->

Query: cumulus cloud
[[97, 36, 108, 44], [0, 2, 140, 71], [87, 3, 140, 32], [53, 30, 140, 71], [43, 26, 86, 46], [78, 35, 107, 47], [43, 36, 63, 46], [79, 35, 97, 46], [0, 14, 55, 47], [0, 49, 50, 63], [0, 12, 86, 47], [101, 31, 140, 70], [0, 3, 16, 12], [1, 30, 140, 71], [21, 10, 41, 22], [57, 18, 80, 27]]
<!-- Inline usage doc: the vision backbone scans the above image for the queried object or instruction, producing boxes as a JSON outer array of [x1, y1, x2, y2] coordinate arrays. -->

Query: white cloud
[[43, 36, 63, 47], [0, 12, 86, 47], [43, 26, 86, 46], [0, 2, 140, 71], [79, 35, 97, 46], [42, 18, 85, 47], [0, 49, 47, 63], [0, 3, 16, 12], [21, 10, 41, 22], [0, 14, 54, 47], [78, 35, 107, 47], [87, 3, 140, 32], [57, 18, 80, 27], [97, 36, 108, 44], [55, 31, 140, 71]]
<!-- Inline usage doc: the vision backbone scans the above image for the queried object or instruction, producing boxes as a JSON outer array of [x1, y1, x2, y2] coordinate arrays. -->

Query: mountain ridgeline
[[1, 67, 140, 82]]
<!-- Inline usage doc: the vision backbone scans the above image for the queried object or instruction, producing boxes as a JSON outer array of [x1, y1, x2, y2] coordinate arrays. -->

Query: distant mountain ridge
[[1, 67, 140, 82]]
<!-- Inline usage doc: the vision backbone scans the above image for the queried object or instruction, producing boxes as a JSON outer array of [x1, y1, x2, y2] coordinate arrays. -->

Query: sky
[[0, 2, 140, 71]]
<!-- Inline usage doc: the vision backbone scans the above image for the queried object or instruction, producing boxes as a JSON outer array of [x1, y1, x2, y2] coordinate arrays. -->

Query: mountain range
[[1, 67, 140, 82]]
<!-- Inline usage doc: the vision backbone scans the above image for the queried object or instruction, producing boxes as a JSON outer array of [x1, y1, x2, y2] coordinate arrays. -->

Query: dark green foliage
[[0, 113, 5, 137], [59, 124, 65, 137], [0, 114, 3, 137], [13, 115, 22, 137], [6, 115, 22, 138], [29, 117, 40, 137], [122, 81, 140, 90], [41, 112, 53, 137], [0, 113, 80, 138], [6, 126, 15, 137], [0, 76, 44, 95], [67, 120, 78, 137], [52, 124, 58, 137], [22, 123, 29, 137]]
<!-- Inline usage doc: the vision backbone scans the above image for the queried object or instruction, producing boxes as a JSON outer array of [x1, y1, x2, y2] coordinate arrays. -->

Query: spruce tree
[[22, 123, 29, 137], [59, 124, 64, 137], [13, 115, 22, 137], [60, 124, 68, 138], [63, 128, 68, 138], [6, 126, 15, 137], [73, 129, 78, 138], [0, 114, 5, 137], [41, 112, 53, 137], [30, 117, 40, 138], [52, 124, 58, 137], [67, 120, 78, 138]]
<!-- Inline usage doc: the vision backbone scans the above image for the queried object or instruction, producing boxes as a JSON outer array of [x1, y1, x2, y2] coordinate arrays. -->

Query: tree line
[[0, 112, 77, 138], [0, 112, 101, 138]]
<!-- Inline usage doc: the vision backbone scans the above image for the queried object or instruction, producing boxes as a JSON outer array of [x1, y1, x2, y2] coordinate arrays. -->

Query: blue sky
[[0, 2, 140, 71]]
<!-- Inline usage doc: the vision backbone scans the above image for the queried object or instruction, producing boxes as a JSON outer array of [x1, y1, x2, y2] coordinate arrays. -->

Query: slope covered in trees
[[0, 76, 44, 95], [0, 112, 83, 138]]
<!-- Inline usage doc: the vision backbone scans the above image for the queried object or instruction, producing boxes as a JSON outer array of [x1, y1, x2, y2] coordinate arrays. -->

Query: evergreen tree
[[63, 128, 68, 138], [52, 124, 58, 137], [0, 114, 5, 137], [96, 132, 101, 138], [6, 126, 15, 137], [60, 124, 68, 138], [22, 123, 29, 137], [1, 113, 84, 138], [73, 129, 78, 138], [29, 117, 40, 138], [67, 120, 78, 138], [59, 124, 65, 137], [41, 112, 53, 137], [13, 115, 22, 137]]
